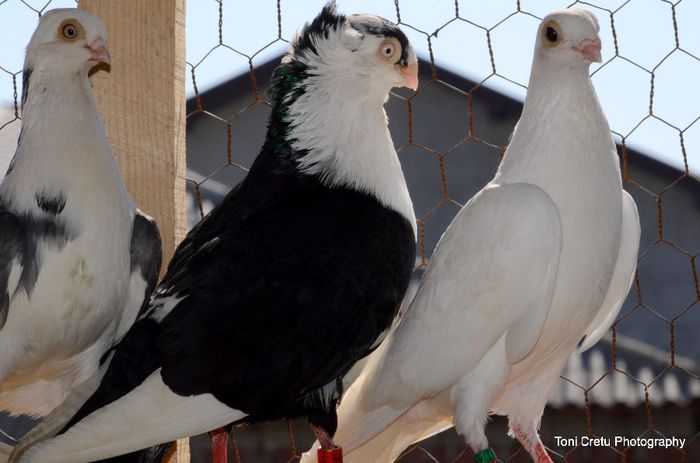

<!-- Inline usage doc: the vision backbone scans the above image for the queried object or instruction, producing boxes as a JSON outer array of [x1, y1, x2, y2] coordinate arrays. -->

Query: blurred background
[[1, 1, 699, 461]]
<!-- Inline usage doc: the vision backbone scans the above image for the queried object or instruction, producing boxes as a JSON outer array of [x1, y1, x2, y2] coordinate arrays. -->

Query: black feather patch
[[35, 190, 66, 216], [265, 60, 309, 149], [292, 2, 345, 58], [349, 18, 411, 66], [0, 212, 26, 330], [21, 67, 32, 108], [0, 197, 74, 297], [130, 212, 163, 319]]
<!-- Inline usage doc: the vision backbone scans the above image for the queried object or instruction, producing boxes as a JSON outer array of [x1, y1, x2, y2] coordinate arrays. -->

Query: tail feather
[[301, 397, 452, 463], [14, 371, 246, 463], [301, 347, 453, 463], [343, 399, 452, 463]]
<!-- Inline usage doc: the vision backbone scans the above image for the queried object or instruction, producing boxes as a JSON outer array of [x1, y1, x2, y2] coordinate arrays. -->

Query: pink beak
[[573, 37, 602, 63], [88, 40, 111, 65], [397, 62, 419, 91]]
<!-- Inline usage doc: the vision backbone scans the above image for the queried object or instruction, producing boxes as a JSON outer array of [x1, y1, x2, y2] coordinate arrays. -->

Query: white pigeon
[[0, 8, 161, 420], [301, 8, 640, 463]]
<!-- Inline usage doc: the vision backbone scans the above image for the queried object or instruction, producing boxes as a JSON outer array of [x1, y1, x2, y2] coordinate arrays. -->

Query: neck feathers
[[264, 60, 416, 235], [1, 66, 129, 216], [495, 60, 618, 184]]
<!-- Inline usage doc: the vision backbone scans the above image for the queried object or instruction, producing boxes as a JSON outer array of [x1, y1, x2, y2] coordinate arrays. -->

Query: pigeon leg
[[510, 421, 553, 463], [451, 352, 508, 463], [209, 427, 229, 463], [311, 425, 343, 463]]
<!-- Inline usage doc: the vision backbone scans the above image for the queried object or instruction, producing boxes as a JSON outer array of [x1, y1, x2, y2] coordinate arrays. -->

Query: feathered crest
[[291, 2, 345, 59]]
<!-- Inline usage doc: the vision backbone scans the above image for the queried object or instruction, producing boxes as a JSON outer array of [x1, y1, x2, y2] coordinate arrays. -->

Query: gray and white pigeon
[[301, 8, 640, 463], [0, 8, 161, 420]]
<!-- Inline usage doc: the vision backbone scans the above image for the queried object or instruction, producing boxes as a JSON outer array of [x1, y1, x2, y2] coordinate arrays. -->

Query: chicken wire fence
[[1, 0, 699, 462]]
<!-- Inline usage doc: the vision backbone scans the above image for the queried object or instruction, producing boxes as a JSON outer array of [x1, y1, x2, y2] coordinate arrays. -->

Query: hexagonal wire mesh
[[1, 0, 699, 462]]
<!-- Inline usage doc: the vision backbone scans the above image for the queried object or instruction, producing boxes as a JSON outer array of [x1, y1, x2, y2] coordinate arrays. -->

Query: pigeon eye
[[377, 38, 400, 62], [542, 21, 561, 46], [59, 20, 83, 42], [63, 24, 78, 39]]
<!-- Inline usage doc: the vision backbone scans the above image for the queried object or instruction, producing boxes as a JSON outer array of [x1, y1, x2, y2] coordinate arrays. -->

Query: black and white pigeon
[[0, 6, 161, 424], [9, 3, 418, 462], [301, 8, 641, 463]]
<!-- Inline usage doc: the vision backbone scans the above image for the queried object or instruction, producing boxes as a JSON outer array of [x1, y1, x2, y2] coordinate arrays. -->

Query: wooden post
[[79, 1, 189, 462], [79, 0, 188, 267]]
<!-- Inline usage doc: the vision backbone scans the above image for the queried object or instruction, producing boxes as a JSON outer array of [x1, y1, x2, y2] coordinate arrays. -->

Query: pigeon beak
[[397, 62, 419, 91], [88, 40, 111, 65], [573, 37, 602, 63]]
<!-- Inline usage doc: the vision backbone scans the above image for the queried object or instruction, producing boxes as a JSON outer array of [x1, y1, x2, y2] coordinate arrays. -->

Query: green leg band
[[473, 447, 497, 463]]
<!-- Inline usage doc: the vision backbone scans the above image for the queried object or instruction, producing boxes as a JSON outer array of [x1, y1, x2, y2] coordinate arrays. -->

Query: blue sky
[[1, 0, 698, 174]]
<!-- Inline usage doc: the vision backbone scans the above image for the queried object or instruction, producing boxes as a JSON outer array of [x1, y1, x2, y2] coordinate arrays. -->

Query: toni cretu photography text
[[554, 435, 686, 449]]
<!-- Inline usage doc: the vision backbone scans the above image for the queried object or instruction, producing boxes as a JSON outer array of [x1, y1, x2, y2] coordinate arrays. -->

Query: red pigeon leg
[[209, 427, 229, 463], [312, 425, 343, 463], [511, 422, 554, 463]]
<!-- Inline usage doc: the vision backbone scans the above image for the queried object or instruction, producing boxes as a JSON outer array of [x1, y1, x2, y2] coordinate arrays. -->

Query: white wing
[[577, 191, 640, 352], [364, 182, 563, 410]]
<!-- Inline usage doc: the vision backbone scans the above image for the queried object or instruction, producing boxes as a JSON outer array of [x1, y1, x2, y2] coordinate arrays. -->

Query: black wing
[[157, 174, 415, 418], [0, 211, 27, 331], [113, 211, 162, 342], [130, 211, 162, 319]]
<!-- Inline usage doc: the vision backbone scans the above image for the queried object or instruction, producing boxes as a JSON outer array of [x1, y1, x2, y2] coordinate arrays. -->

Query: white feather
[[14, 370, 246, 463], [7, 352, 111, 460], [287, 24, 416, 235], [114, 272, 148, 342], [577, 191, 640, 351]]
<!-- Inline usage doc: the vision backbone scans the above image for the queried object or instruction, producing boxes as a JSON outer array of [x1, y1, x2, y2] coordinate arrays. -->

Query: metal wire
[[1, 0, 698, 461]]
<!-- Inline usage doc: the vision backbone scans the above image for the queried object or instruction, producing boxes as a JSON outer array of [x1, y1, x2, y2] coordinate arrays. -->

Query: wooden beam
[[80, 0, 188, 268], [79, 1, 189, 462]]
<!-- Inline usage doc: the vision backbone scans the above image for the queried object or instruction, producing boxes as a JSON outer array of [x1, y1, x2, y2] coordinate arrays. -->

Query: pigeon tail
[[13, 371, 246, 463], [301, 397, 452, 463]]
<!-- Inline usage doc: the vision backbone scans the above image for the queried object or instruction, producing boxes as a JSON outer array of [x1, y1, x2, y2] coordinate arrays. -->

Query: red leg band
[[317, 446, 343, 463]]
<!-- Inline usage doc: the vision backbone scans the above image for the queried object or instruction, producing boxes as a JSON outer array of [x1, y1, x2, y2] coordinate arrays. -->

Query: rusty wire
[[1, 0, 699, 461]]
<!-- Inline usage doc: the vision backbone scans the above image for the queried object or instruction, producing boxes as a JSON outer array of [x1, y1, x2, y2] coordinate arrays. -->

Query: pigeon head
[[25, 8, 110, 75], [286, 2, 418, 96], [535, 9, 601, 67]]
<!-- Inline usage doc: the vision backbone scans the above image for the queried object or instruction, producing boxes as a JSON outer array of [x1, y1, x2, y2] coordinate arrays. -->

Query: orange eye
[[59, 19, 84, 42]]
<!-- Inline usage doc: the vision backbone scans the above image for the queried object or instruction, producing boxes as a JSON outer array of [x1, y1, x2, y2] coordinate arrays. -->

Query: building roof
[[552, 334, 700, 408]]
